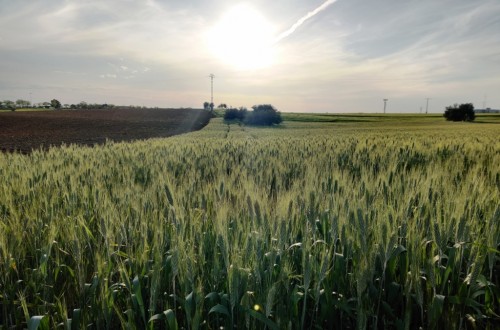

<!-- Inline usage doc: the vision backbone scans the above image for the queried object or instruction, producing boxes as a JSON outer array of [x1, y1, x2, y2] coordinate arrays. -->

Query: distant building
[[475, 108, 500, 113]]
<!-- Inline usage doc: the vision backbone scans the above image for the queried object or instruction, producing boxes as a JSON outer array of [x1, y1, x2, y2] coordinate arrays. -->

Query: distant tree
[[224, 107, 247, 121], [210, 102, 214, 111], [218, 103, 227, 109], [2, 100, 16, 111], [78, 101, 88, 109], [244, 104, 282, 126], [203, 101, 210, 110], [16, 99, 30, 108], [51, 99, 62, 109], [444, 103, 475, 122]]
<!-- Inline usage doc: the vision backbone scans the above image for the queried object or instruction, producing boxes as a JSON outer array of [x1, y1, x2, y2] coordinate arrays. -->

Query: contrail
[[274, 0, 337, 44]]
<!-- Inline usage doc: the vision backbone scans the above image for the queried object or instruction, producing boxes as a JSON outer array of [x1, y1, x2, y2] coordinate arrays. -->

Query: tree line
[[0, 99, 115, 111], [224, 104, 282, 126]]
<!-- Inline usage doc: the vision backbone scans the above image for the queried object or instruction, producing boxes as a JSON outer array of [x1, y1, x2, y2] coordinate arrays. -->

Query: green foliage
[[223, 104, 282, 126], [50, 99, 61, 109], [0, 100, 16, 111], [244, 104, 283, 126], [0, 117, 498, 328], [67, 102, 113, 110], [223, 107, 247, 121], [16, 99, 31, 108], [444, 103, 475, 121]]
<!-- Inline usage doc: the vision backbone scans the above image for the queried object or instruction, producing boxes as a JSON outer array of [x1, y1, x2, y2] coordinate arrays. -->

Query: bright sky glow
[[206, 4, 276, 70], [0, 0, 499, 112]]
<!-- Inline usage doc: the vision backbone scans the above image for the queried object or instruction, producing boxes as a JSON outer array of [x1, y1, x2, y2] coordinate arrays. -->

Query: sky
[[1, 0, 499, 113]]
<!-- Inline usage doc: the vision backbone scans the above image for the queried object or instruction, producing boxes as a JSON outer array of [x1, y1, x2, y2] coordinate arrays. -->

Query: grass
[[282, 112, 500, 124], [0, 114, 499, 329]]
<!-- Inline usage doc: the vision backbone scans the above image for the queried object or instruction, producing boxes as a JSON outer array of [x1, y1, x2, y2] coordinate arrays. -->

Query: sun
[[205, 4, 277, 70]]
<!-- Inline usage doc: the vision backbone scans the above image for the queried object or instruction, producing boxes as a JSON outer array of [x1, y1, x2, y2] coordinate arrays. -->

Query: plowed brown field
[[0, 108, 212, 153]]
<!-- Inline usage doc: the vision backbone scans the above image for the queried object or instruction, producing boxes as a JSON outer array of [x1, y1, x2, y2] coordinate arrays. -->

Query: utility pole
[[425, 98, 430, 114], [383, 99, 388, 114], [209, 73, 215, 111]]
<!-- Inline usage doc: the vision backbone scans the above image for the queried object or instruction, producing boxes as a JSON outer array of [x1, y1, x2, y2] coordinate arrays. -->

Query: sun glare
[[206, 4, 276, 70]]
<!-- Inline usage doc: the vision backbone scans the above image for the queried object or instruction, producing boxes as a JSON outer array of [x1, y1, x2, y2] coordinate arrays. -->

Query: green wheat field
[[1, 114, 499, 329]]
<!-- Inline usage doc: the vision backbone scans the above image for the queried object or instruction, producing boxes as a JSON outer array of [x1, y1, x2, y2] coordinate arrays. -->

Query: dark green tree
[[224, 107, 247, 121], [51, 99, 62, 109], [1, 100, 16, 111], [443, 103, 475, 122], [78, 101, 88, 109], [244, 104, 282, 126]]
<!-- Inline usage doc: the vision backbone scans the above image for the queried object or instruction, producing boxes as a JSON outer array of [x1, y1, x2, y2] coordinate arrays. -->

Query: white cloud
[[275, 0, 338, 43], [100, 74, 117, 79], [0, 0, 499, 111]]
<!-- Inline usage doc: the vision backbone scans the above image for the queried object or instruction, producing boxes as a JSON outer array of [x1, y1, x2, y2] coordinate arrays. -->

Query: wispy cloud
[[100, 74, 117, 79], [0, 0, 499, 111], [274, 0, 337, 43]]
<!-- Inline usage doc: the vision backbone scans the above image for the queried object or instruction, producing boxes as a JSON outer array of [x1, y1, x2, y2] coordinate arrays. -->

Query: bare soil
[[0, 108, 212, 154]]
